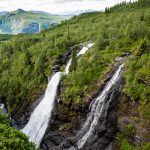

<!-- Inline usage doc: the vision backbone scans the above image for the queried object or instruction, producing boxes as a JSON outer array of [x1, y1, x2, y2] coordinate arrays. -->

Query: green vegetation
[[123, 124, 136, 137], [0, 0, 150, 149], [0, 113, 9, 125], [59, 122, 72, 130], [70, 46, 78, 72], [0, 113, 36, 150], [117, 133, 150, 150], [124, 38, 150, 117], [105, 0, 150, 13], [0, 34, 14, 41], [61, 49, 122, 105]]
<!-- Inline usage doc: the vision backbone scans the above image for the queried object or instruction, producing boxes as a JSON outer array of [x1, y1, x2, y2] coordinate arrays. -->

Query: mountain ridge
[[0, 9, 70, 34], [0, 11, 8, 15]]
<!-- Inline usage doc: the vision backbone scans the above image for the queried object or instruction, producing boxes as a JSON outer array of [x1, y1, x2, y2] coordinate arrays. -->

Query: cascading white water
[[0, 103, 7, 114], [77, 43, 93, 56], [22, 72, 62, 146], [22, 42, 94, 147], [76, 63, 124, 149], [64, 43, 94, 75], [64, 58, 72, 75]]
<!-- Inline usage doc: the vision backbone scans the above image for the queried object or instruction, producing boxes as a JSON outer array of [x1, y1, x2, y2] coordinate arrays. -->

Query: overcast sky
[[0, 0, 136, 14]]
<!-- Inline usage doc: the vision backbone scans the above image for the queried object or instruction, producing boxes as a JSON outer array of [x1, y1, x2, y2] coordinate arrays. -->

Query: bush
[[0, 124, 36, 150], [0, 114, 9, 125], [117, 133, 150, 150], [124, 124, 136, 137]]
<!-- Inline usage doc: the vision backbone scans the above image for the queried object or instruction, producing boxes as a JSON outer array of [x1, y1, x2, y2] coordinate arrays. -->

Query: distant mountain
[[59, 9, 97, 16], [0, 11, 8, 15], [0, 9, 69, 34]]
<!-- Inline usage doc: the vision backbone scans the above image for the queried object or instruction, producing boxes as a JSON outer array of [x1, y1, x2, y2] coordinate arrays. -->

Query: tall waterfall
[[22, 42, 94, 147], [75, 63, 124, 149], [22, 72, 62, 146]]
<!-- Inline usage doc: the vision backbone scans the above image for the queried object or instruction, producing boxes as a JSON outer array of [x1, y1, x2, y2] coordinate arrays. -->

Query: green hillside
[[0, 0, 150, 149], [0, 9, 69, 34]]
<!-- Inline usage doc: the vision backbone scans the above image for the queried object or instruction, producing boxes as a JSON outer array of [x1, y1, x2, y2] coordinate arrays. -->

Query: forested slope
[[0, 0, 150, 149]]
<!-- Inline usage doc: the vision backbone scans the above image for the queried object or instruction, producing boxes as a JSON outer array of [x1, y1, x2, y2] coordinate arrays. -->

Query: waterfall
[[39, 23, 41, 33], [22, 72, 62, 147], [64, 58, 72, 75], [22, 42, 94, 147], [74, 63, 124, 149], [0, 103, 7, 114], [64, 43, 94, 75]]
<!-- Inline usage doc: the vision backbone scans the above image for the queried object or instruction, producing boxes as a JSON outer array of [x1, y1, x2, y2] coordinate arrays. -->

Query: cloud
[[0, 0, 136, 14]]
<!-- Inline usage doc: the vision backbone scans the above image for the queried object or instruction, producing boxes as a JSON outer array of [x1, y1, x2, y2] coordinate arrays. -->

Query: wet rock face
[[41, 131, 76, 150], [62, 50, 72, 64], [52, 65, 60, 72], [16, 95, 44, 129], [77, 86, 122, 150], [51, 45, 83, 73], [43, 78, 123, 150]]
